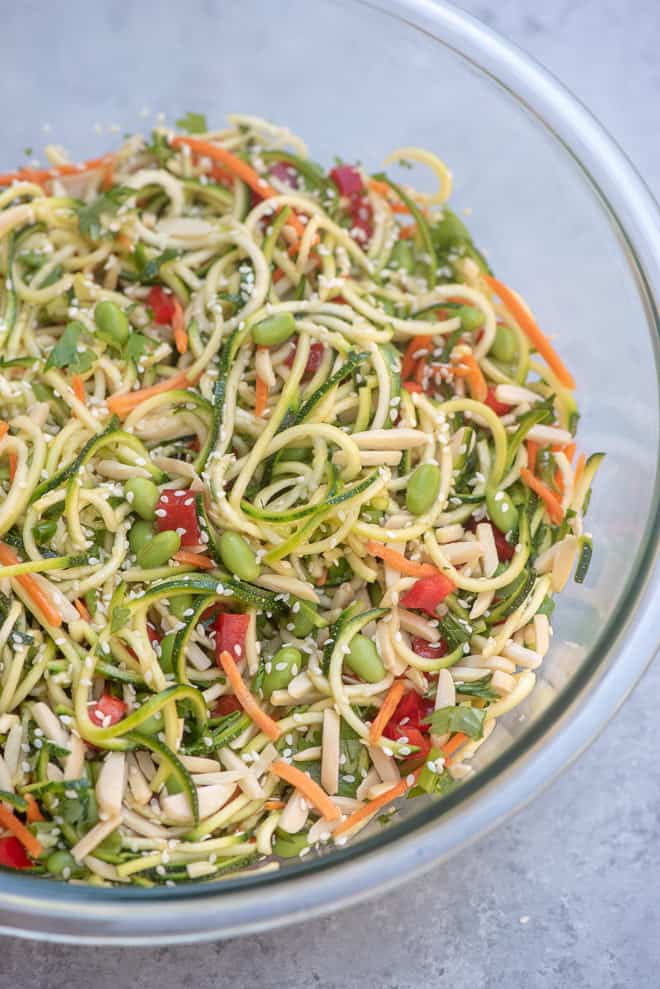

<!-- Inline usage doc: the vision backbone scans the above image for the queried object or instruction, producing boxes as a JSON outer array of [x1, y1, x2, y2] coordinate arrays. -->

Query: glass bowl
[[0, 0, 658, 944]]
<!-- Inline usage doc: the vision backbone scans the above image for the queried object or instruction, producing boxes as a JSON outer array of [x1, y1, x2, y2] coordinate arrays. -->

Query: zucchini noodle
[[0, 114, 601, 885]]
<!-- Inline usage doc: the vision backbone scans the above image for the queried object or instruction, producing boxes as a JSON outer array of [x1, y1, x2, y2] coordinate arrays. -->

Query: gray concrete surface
[[1, 1, 659, 986]]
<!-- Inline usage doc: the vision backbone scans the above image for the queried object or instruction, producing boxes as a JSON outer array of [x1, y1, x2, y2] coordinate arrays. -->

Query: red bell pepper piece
[[410, 635, 448, 660], [269, 161, 299, 188], [147, 285, 176, 325], [491, 523, 516, 561], [146, 622, 162, 647], [400, 574, 455, 616], [214, 612, 250, 661], [89, 693, 127, 728], [0, 836, 33, 869], [284, 340, 324, 377], [329, 165, 363, 197], [347, 192, 373, 244], [154, 490, 202, 547], [213, 694, 243, 717], [484, 386, 512, 417]]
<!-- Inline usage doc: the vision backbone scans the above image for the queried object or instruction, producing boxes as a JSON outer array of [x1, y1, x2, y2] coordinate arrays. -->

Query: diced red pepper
[[284, 340, 325, 377], [155, 490, 201, 547], [89, 693, 127, 728], [146, 622, 162, 648], [484, 386, 512, 417], [410, 635, 448, 660], [269, 161, 299, 188], [347, 192, 373, 244], [213, 612, 250, 661], [491, 523, 515, 561], [0, 836, 33, 869], [402, 380, 423, 394], [147, 285, 176, 325], [329, 164, 363, 197], [382, 689, 434, 769], [400, 574, 455, 616], [213, 694, 243, 717]]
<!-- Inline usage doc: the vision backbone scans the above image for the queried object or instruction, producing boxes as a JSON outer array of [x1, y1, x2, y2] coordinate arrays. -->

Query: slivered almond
[[321, 708, 340, 796]]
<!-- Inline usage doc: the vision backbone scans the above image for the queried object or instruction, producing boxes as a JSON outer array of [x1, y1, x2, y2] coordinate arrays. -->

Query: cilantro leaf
[[75, 186, 134, 239], [145, 131, 173, 165], [175, 112, 208, 134], [454, 674, 499, 702], [45, 322, 83, 370], [424, 704, 486, 740], [110, 606, 130, 635], [142, 248, 179, 281], [123, 332, 149, 365]]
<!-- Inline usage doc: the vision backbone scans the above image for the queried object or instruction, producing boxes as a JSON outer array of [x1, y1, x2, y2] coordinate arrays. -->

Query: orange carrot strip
[[369, 680, 406, 744], [526, 440, 539, 473], [218, 650, 281, 741], [484, 275, 576, 389], [333, 771, 420, 837], [401, 335, 432, 382], [0, 542, 62, 627], [171, 298, 188, 355], [441, 732, 469, 764], [74, 598, 90, 621], [0, 154, 114, 188], [255, 366, 269, 419], [0, 422, 8, 440], [25, 795, 44, 824], [520, 468, 564, 525], [272, 267, 285, 284], [367, 179, 410, 213], [270, 760, 340, 821], [364, 541, 438, 578], [263, 800, 286, 811], [402, 380, 423, 394], [107, 369, 197, 418], [171, 137, 306, 240], [0, 804, 42, 859], [71, 374, 86, 405], [398, 225, 417, 240], [173, 550, 215, 570], [8, 452, 17, 483], [574, 453, 586, 489], [452, 352, 488, 402]]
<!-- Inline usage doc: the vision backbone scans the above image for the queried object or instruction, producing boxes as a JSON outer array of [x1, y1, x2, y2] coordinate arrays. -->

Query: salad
[[0, 114, 601, 884]]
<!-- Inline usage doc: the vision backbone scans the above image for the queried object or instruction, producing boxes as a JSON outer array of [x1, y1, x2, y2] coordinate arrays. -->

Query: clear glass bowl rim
[[1, 0, 658, 944]]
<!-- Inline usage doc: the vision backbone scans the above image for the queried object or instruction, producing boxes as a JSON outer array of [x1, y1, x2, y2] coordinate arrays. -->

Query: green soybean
[[406, 463, 442, 516], [252, 312, 295, 346], [96, 827, 122, 856], [169, 594, 193, 620], [345, 634, 386, 683], [486, 488, 519, 534], [219, 530, 260, 581], [129, 519, 155, 556], [136, 529, 181, 569], [33, 519, 57, 545], [262, 646, 301, 697], [457, 306, 485, 332], [490, 324, 516, 363], [125, 477, 160, 521], [291, 600, 319, 638], [94, 300, 129, 349], [273, 829, 309, 858], [159, 632, 176, 674], [46, 850, 81, 877]]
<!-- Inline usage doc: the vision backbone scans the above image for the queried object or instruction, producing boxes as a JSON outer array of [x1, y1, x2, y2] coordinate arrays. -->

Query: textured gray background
[[1, 0, 659, 986]]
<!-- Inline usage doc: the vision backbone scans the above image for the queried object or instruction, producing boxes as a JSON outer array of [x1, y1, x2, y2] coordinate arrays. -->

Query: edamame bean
[[125, 477, 160, 521], [486, 488, 519, 535], [136, 529, 181, 569], [94, 300, 129, 349], [458, 305, 485, 332], [291, 600, 318, 638], [159, 632, 176, 674], [46, 850, 80, 877], [33, 519, 57, 545], [96, 827, 122, 856], [490, 324, 516, 363], [129, 520, 155, 556], [345, 634, 386, 683], [169, 594, 193, 620], [219, 530, 260, 581], [262, 646, 301, 698], [251, 312, 295, 346], [273, 829, 309, 858], [406, 463, 442, 516]]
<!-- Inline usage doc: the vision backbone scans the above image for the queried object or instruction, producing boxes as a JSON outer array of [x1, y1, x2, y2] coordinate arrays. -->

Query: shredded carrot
[[364, 541, 438, 578], [367, 179, 410, 213], [413, 355, 429, 387], [270, 760, 340, 821], [71, 374, 86, 405], [0, 542, 62, 627], [255, 374, 269, 418], [171, 298, 188, 355], [107, 368, 196, 418], [452, 352, 488, 402], [0, 804, 42, 859], [520, 468, 564, 525], [74, 598, 90, 621], [171, 137, 306, 241], [316, 568, 327, 587], [263, 800, 286, 811], [173, 550, 215, 570], [218, 650, 281, 741], [272, 267, 285, 284], [101, 159, 114, 191], [483, 275, 576, 390], [0, 153, 114, 189], [333, 771, 420, 837], [401, 335, 432, 381], [574, 452, 586, 489], [25, 794, 44, 824], [369, 679, 406, 744], [8, 452, 17, 483], [0, 422, 8, 440], [526, 440, 538, 473], [402, 380, 423, 394], [441, 732, 469, 764], [398, 225, 417, 240], [553, 441, 574, 494], [115, 232, 133, 252]]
